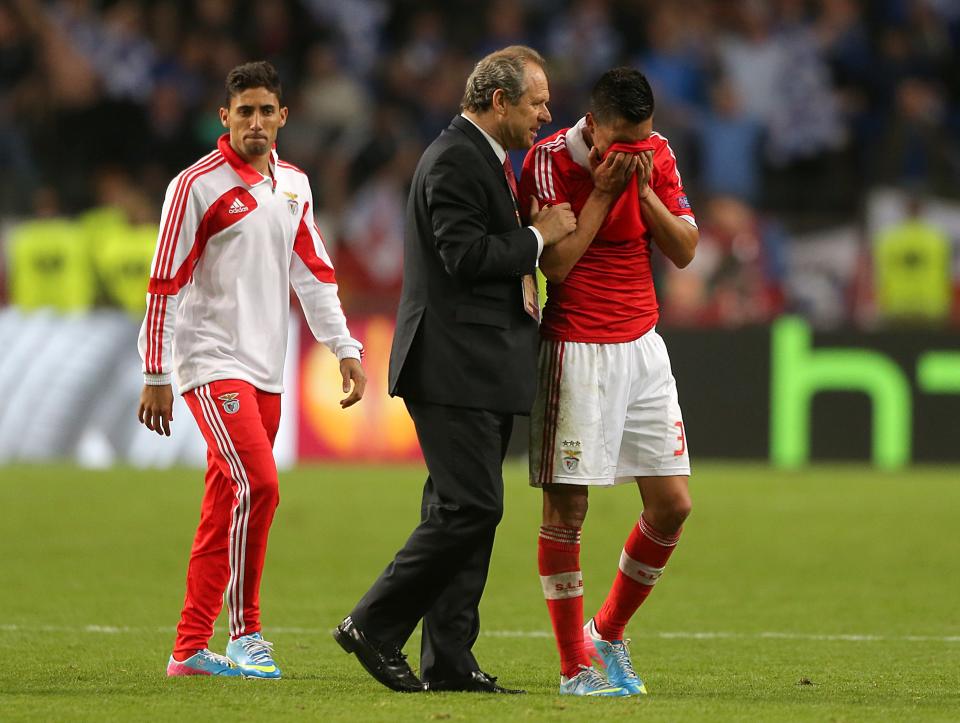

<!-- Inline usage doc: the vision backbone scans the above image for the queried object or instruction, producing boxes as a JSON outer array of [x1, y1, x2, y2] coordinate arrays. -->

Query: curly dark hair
[[224, 61, 283, 107]]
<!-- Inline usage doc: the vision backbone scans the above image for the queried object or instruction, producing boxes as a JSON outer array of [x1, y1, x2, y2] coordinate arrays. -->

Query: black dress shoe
[[332, 616, 424, 693], [424, 670, 525, 694]]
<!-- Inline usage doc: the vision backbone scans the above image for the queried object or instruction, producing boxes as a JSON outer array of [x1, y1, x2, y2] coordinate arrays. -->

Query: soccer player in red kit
[[519, 67, 698, 696], [137, 61, 366, 678]]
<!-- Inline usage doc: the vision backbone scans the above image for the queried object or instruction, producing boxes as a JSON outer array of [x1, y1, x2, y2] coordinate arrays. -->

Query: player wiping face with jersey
[[518, 66, 698, 697]]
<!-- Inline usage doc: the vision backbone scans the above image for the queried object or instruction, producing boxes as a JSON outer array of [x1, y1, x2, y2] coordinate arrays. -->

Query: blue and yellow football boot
[[225, 632, 282, 679], [559, 665, 630, 696], [584, 618, 648, 695], [166, 649, 243, 677]]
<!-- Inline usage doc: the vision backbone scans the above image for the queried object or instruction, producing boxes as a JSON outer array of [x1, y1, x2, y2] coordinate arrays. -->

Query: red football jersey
[[519, 118, 696, 343]]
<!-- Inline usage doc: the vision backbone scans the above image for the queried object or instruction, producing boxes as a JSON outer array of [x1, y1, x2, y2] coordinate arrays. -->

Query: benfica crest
[[561, 449, 581, 473], [283, 191, 299, 216], [218, 393, 240, 415], [560, 439, 582, 473]]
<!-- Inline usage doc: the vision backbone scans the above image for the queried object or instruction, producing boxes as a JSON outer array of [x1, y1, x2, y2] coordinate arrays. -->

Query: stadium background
[[2, 1, 960, 719], [2, 0, 959, 468]]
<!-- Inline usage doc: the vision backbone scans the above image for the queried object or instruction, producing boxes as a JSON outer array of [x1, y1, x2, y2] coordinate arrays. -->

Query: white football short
[[529, 328, 691, 487]]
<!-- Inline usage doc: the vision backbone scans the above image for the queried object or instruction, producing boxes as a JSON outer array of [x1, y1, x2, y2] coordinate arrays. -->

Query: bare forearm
[[641, 192, 698, 268], [539, 191, 616, 283]]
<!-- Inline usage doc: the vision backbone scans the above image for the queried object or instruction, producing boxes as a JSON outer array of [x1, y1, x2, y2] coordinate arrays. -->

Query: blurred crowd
[[2, 0, 959, 326]]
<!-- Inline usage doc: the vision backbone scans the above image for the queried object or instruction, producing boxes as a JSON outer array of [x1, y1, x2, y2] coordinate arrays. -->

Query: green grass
[[2, 462, 959, 721]]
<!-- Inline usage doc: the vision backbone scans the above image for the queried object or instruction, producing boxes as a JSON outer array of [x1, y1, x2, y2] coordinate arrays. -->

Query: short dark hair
[[461, 45, 546, 112], [590, 67, 654, 125], [224, 61, 283, 107]]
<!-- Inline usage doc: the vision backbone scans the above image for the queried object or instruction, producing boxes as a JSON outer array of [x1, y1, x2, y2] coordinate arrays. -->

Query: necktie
[[504, 156, 540, 322], [503, 155, 519, 200]]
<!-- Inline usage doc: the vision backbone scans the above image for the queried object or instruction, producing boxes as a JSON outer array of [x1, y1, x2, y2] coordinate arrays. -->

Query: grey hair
[[461, 45, 546, 112]]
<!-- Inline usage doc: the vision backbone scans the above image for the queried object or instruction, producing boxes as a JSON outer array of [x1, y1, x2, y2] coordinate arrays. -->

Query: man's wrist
[[592, 186, 620, 203]]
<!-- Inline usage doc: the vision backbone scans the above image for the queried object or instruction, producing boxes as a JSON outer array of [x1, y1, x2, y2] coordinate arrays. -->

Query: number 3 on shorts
[[673, 421, 686, 457]]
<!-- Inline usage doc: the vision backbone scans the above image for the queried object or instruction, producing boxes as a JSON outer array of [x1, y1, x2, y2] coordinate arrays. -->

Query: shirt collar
[[460, 113, 506, 164], [217, 133, 277, 187], [565, 116, 591, 169]]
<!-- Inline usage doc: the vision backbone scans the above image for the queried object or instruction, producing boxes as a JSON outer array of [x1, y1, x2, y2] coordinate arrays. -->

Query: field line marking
[[2, 624, 959, 643]]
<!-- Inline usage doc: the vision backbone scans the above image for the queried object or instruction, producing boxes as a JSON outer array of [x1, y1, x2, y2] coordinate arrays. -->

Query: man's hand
[[587, 148, 639, 198], [636, 150, 654, 201], [530, 198, 577, 246], [339, 357, 366, 408], [138, 384, 174, 437]]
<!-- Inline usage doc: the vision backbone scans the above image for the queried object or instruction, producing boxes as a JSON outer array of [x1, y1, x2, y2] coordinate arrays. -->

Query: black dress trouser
[[349, 399, 513, 681]]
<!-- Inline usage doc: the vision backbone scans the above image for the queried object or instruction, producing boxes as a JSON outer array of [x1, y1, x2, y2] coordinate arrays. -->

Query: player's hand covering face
[[587, 147, 640, 197], [635, 150, 654, 200]]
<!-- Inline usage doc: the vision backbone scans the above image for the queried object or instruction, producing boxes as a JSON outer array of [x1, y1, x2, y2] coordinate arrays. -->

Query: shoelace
[[610, 639, 639, 680], [575, 666, 612, 689], [240, 637, 275, 665], [199, 650, 234, 666]]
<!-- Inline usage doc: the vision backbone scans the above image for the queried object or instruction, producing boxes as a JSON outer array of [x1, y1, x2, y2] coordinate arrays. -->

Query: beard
[[244, 139, 269, 156]]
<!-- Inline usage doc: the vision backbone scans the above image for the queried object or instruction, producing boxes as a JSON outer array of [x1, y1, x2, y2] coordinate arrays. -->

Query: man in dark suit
[[334, 46, 576, 693]]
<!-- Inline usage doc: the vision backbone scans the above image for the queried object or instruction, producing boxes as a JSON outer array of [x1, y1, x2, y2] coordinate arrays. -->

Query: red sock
[[538, 525, 590, 678], [594, 516, 681, 641]]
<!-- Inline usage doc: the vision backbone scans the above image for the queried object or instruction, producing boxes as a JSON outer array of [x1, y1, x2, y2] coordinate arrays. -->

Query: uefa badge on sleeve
[[218, 393, 240, 415]]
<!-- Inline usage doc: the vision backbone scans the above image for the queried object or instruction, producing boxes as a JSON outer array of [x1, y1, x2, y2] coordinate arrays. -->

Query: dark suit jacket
[[389, 115, 541, 415]]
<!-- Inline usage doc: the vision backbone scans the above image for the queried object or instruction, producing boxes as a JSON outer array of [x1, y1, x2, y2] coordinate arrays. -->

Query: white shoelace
[[574, 666, 611, 689], [610, 639, 639, 680], [240, 637, 275, 664], [199, 650, 234, 665]]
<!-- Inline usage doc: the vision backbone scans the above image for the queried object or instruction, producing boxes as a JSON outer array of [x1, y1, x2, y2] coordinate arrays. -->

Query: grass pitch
[[2, 461, 959, 721]]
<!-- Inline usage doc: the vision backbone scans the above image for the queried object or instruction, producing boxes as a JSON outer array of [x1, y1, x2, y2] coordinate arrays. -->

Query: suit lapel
[[449, 116, 516, 208], [450, 115, 521, 226]]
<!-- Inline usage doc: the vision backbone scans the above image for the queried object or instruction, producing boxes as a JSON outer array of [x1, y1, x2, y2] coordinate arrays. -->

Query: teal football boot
[[559, 665, 630, 696], [584, 618, 648, 695], [166, 649, 243, 677], [225, 632, 282, 679]]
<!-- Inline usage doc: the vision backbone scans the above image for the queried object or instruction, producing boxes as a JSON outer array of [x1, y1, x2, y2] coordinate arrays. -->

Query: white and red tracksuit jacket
[[138, 134, 362, 393]]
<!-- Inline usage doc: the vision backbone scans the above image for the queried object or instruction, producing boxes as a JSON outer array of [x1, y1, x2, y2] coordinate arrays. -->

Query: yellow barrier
[[8, 210, 159, 316], [10, 219, 95, 311], [95, 224, 156, 316]]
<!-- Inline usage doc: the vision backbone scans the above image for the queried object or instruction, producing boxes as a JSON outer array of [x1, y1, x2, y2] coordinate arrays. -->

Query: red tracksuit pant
[[175, 380, 281, 658]]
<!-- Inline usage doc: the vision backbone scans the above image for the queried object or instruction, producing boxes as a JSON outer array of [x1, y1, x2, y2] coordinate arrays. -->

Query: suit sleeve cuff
[[528, 226, 544, 261]]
